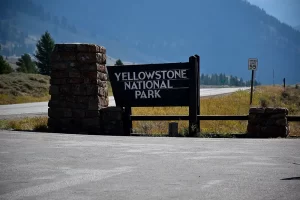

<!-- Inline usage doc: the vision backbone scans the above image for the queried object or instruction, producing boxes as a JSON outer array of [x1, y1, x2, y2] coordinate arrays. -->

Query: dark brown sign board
[[107, 62, 194, 107], [107, 55, 200, 136]]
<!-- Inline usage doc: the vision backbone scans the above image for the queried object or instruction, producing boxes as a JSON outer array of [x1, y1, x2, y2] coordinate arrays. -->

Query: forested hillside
[[1, 0, 299, 84]]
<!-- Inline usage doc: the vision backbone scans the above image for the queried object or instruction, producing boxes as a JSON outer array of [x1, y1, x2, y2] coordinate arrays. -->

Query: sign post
[[189, 56, 198, 137], [107, 56, 200, 136], [248, 58, 258, 105], [195, 55, 200, 134]]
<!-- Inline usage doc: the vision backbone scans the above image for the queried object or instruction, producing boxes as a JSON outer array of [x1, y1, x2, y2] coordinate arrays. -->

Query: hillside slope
[[1, 0, 299, 84]]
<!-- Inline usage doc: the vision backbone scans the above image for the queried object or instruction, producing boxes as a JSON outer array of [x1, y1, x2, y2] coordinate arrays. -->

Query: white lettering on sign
[[115, 69, 188, 99], [135, 90, 161, 99]]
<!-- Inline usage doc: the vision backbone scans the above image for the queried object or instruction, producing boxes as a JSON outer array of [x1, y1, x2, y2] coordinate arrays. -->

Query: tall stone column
[[48, 43, 108, 134]]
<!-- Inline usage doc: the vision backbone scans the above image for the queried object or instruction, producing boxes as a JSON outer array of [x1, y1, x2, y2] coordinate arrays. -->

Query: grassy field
[[0, 72, 51, 104], [1, 85, 299, 137], [0, 117, 48, 132], [131, 85, 300, 137], [0, 73, 114, 105]]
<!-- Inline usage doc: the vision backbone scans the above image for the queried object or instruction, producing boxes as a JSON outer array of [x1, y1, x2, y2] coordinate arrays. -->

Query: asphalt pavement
[[0, 88, 249, 119], [0, 130, 299, 200]]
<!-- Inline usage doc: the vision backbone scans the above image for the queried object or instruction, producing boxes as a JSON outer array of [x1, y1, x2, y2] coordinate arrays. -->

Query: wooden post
[[188, 56, 198, 137], [273, 69, 275, 86], [283, 78, 286, 91], [168, 122, 178, 137], [195, 55, 200, 132], [250, 70, 254, 105], [123, 106, 132, 136]]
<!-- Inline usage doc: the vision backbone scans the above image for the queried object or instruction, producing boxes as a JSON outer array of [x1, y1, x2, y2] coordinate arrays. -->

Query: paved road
[[0, 130, 299, 200], [0, 87, 249, 118]]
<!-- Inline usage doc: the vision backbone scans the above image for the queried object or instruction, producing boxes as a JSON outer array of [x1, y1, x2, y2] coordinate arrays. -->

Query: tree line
[[0, 31, 54, 75], [200, 73, 261, 86], [0, 31, 259, 86]]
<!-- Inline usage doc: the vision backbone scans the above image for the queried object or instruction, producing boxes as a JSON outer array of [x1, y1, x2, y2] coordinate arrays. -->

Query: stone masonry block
[[77, 44, 106, 53], [265, 107, 288, 115], [81, 71, 107, 81], [97, 64, 107, 73], [88, 96, 100, 110], [77, 53, 106, 64], [74, 96, 89, 104], [50, 78, 67, 85], [48, 108, 72, 118], [265, 119, 277, 126], [68, 78, 84, 84], [99, 107, 123, 121], [99, 96, 109, 107], [51, 70, 69, 79], [53, 44, 77, 52], [97, 80, 107, 88], [86, 85, 98, 95], [53, 43, 106, 54], [78, 63, 106, 72], [260, 126, 288, 137], [49, 85, 60, 95], [270, 113, 286, 119], [247, 124, 260, 135], [98, 87, 108, 97], [71, 84, 98, 96], [69, 70, 81, 78], [99, 107, 124, 136], [71, 84, 81, 95], [51, 62, 69, 71], [51, 51, 76, 62], [72, 109, 86, 118], [52, 62, 79, 71], [82, 71, 98, 79], [83, 78, 97, 84], [82, 118, 99, 127], [48, 99, 67, 108], [249, 107, 265, 114], [59, 85, 71, 95], [85, 110, 101, 118], [275, 118, 288, 126], [98, 72, 108, 81]]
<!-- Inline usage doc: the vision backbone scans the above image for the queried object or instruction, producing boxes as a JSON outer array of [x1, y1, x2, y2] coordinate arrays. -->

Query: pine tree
[[34, 31, 55, 75], [0, 55, 14, 74], [115, 59, 124, 66], [16, 53, 37, 73]]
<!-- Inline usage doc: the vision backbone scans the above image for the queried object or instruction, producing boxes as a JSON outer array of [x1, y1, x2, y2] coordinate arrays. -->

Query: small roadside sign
[[248, 58, 258, 71]]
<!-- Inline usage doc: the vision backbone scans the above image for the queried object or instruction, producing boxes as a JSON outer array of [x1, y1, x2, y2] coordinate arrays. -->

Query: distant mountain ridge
[[1, 0, 299, 84]]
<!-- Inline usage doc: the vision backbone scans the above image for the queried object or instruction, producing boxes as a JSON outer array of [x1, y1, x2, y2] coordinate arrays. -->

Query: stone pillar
[[48, 43, 108, 134], [247, 107, 290, 138]]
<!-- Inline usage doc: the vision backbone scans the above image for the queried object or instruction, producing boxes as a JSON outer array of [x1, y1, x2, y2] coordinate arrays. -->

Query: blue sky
[[247, 0, 300, 27]]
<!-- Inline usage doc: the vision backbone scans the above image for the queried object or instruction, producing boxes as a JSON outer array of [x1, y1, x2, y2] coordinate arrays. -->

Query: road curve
[[0, 87, 249, 119]]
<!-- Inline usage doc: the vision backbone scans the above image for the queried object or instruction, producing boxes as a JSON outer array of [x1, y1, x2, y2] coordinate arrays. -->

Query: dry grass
[[107, 81, 113, 96], [132, 85, 300, 137], [1, 85, 299, 137], [0, 117, 48, 132], [0, 73, 114, 105], [0, 72, 51, 104]]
